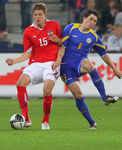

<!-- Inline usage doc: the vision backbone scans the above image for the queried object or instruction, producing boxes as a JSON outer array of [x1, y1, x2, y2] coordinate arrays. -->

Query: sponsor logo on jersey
[[72, 35, 78, 38], [86, 38, 92, 43]]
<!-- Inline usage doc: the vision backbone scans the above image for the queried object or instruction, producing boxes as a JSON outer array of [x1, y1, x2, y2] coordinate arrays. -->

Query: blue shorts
[[60, 56, 87, 85]]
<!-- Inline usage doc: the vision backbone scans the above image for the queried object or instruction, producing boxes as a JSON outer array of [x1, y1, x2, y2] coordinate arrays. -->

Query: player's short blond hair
[[33, 3, 47, 14]]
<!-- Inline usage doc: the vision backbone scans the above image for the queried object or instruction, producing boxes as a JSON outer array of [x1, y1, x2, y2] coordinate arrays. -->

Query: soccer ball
[[10, 114, 25, 129]]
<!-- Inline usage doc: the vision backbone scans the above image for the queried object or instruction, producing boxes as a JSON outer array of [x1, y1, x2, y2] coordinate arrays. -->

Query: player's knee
[[17, 74, 30, 86], [44, 90, 52, 96], [82, 60, 95, 73], [16, 80, 25, 86], [16, 79, 29, 86], [16, 80, 21, 86], [74, 93, 83, 99]]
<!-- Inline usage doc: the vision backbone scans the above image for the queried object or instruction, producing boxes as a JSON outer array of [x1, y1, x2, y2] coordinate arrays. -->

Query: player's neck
[[79, 24, 90, 33], [36, 23, 45, 29], [35, 21, 46, 29]]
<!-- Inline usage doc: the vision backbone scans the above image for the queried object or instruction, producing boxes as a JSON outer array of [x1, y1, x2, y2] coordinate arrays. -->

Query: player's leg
[[81, 59, 119, 104], [16, 73, 31, 126], [81, 59, 107, 102], [41, 61, 59, 130], [42, 79, 55, 130], [68, 81, 97, 129], [89, 69, 118, 104]]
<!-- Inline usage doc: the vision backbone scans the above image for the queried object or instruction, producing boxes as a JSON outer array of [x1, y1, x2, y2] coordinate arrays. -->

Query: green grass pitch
[[0, 98, 122, 150]]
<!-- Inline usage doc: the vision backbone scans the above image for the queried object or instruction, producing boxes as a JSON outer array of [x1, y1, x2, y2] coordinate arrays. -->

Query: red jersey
[[23, 20, 62, 64]]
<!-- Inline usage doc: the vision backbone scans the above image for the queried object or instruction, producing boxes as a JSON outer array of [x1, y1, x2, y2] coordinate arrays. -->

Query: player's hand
[[6, 58, 14, 66], [52, 59, 61, 70], [53, 66, 60, 78], [113, 67, 122, 79], [49, 34, 61, 44]]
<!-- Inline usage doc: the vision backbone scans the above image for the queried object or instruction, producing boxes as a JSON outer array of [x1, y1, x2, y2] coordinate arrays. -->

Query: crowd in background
[[0, 0, 8, 36], [0, 0, 32, 33], [0, 0, 122, 52], [60, 0, 122, 52]]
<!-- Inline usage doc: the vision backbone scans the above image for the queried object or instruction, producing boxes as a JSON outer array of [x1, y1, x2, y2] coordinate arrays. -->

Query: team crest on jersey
[[33, 35, 37, 38], [47, 30, 53, 35], [86, 38, 92, 44]]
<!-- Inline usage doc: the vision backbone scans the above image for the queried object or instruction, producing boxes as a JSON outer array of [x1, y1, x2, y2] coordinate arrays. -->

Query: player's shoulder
[[63, 23, 75, 32], [46, 20, 60, 27], [89, 29, 99, 41], [64, 23, 80, 31], [89, 29, 97, 35], [25, 25, 34, 31], [24, 25, 34, 34], [65, 23, 74, 29]]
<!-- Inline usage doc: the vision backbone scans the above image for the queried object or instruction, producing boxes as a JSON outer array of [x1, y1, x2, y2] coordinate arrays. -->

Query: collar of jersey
[[78, 27, 91, 34], [71, 23, 90, 34]]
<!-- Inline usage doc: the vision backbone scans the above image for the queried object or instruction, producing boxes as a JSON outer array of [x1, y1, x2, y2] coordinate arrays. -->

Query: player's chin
[[87, 26, 92, 30], [35, 20, 41, 24], [90, 26, 94, 29]]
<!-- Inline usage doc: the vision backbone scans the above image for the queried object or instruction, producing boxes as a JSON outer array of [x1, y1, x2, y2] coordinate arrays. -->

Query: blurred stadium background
[[0, 0, 121, 98]]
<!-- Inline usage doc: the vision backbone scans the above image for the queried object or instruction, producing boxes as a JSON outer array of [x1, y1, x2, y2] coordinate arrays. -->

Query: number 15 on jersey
[[39, 37, 48, 46]]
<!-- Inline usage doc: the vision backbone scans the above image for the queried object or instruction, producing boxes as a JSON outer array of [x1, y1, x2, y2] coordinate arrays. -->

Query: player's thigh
[[43, 79, 55, 96], [68, 81, 83, 98], [23, 63, 44, 85], [81, 59, 95, 73], [17, 73, 31, 86]]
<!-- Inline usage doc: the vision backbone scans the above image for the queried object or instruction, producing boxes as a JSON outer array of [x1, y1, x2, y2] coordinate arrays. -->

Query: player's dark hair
[[82, 9, 99, 20], [33, 3, 47, 14]]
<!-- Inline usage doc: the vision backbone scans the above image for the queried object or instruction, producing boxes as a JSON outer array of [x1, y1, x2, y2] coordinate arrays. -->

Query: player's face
[[33, 10, 46, 27], [83, 14, 98, 29]]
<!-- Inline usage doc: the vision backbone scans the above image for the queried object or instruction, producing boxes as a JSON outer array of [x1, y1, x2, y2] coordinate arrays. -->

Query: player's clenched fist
[[6, 58, 14, 66]]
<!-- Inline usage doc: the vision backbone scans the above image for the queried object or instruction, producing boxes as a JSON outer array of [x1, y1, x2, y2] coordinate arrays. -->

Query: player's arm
[[52, 45, 65, 70], [93, 44, 122, 79], [6, 28, 33, 66], [49, 34, 62, 46], [6, 52, 31, 66], [49, 22, 62, 46], [52, 24, 73, 69], [93, 34, 122, 79], [102, 54, 122, 79]]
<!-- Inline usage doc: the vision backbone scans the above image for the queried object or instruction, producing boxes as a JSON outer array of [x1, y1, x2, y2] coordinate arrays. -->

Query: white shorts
[[22, 62, 57, 85]]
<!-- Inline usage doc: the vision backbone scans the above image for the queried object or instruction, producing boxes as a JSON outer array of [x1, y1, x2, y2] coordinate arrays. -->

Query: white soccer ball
[[10, 114, 25, 129]]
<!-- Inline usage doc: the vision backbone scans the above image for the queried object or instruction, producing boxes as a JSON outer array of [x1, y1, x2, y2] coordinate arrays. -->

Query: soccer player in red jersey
[[6, 3, 62, 130]]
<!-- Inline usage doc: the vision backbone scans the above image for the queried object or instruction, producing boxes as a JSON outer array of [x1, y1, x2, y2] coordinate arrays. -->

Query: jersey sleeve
[[23, 29, 32, 52], [55, 22, 62, 39], [92, 34, 108, 57], [62, 23, 74, 48]]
